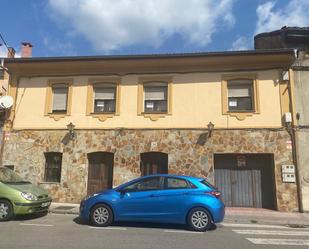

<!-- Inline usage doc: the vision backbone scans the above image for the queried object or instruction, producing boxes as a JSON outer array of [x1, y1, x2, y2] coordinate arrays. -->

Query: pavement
[[49, 202, 309, 227]]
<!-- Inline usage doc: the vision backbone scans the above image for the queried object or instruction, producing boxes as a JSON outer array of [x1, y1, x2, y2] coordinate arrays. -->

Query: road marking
[[88, 226, 127, 230], [233, 229, 309, 236], [163, 230, 203, 234], [247, 238, 309, 246], [222, 223, 292, 229], [20, 223, 54, 227]]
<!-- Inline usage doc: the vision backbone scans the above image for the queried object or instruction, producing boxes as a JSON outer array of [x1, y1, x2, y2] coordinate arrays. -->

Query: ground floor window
[[44, 152, 62, 182]]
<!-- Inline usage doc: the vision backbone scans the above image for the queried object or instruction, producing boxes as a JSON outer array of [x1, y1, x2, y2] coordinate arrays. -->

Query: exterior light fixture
[[61, 122, 76, 145], [196, 122, 215, 146], [67, 122, 76, 140], [207, 122, 215, 137]]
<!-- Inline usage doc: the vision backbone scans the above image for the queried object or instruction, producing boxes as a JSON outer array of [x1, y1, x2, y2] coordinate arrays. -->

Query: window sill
[[88, 112, 118, 122], [38, 182, 61, 185], [46, 113, 69, 121], [140, 112, 170, 121], [225, 111, 259, 121]]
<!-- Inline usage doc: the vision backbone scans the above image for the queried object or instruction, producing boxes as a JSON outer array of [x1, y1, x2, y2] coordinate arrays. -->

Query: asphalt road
[[1, 213, 309, 249]]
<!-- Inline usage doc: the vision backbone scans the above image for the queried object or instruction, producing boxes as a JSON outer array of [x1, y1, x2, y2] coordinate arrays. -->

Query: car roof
[[140, 174, 205, 181]]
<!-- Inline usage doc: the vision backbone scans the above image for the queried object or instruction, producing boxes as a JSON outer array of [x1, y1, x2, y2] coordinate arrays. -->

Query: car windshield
[[0, 167, 30, 184]]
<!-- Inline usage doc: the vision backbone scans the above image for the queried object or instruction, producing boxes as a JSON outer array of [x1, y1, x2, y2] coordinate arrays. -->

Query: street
[[1, 213, 309, 249]]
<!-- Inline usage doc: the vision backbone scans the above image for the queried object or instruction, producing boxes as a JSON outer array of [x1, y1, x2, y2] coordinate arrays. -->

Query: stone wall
[[2, 128, 298, 211]]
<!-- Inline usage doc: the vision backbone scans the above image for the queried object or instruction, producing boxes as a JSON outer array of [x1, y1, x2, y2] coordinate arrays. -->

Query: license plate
[[41, 202, 50, 207]]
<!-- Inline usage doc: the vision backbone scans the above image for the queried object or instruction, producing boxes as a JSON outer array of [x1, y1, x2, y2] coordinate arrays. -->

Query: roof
[[3, 48, 295, 63]]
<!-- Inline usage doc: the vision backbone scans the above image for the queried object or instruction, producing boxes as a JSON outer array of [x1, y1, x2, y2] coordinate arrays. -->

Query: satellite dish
[[0, 95, 14, 109]]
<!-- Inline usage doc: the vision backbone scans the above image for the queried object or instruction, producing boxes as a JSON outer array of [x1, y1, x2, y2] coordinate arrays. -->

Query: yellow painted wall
[[13, 70, 283, 129]]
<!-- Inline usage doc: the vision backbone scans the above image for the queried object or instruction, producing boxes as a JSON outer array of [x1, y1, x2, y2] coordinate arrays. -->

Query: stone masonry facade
[[2, 129, 298, 211]]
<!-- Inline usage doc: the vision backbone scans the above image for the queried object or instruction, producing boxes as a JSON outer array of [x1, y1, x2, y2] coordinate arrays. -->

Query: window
[[44, 152, 62, 182], [44, 79, 73, 121], [123, 177, 161, 192], [144, 82, 167, 113], [165, 177, 189, 189], [52, 84, 68, 113], [221, 74, 259, 121], [227, 80, 253, 112], [86, 78, 121, 122], [137, 77, 172, 121], [93, 84, 116, 113]]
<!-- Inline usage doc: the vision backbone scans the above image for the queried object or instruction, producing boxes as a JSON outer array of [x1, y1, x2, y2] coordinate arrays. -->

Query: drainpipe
[[287, 50, 304, 213]]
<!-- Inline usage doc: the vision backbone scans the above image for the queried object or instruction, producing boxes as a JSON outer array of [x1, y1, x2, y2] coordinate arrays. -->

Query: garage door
[[214, 154, 275, 209]]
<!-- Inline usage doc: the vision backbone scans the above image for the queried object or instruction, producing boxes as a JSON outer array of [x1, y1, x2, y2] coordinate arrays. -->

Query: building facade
[[2, 50, 299, 211], [255, 27, 309, 212]]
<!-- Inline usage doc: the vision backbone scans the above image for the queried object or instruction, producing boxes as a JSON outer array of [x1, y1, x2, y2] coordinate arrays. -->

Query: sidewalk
[[49, 202, 309, 227]]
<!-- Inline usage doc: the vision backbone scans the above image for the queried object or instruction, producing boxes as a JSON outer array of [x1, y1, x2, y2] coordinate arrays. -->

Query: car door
[[115, 176, 163, 221], [153, 177, 195, 222]]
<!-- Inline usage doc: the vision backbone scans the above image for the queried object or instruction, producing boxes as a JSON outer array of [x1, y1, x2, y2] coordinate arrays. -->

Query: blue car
[[80, 174, 225, 231]]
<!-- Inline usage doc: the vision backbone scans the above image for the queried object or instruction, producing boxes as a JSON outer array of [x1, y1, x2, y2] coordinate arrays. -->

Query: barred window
[[44, 152, 62, 182]]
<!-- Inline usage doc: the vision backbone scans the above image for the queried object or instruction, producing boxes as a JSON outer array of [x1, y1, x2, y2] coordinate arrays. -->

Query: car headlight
[[83, 193, 99, 201], [21, 192, 38, 201]]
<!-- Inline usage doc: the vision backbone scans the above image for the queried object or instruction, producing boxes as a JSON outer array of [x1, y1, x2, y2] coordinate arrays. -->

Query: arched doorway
[[140, 152, 168, 176], [87, 152, 114, 195]]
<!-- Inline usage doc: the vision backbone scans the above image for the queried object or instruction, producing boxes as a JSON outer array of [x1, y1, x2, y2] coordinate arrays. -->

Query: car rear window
[[200, 179, 217, 190]]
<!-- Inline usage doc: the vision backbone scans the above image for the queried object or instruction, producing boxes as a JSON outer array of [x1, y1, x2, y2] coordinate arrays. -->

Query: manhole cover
[[53, 206, 76, 210]]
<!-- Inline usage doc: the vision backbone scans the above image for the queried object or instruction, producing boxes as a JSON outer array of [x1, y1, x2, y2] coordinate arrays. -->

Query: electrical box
[[282, 173, 296, 183], [281, 164, 296, 183], [284, 112, 292, 123], [282, 164, 295, 174]]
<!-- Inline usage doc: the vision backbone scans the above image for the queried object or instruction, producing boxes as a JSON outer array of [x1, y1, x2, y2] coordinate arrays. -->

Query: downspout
[[287, 49, 304, 213]]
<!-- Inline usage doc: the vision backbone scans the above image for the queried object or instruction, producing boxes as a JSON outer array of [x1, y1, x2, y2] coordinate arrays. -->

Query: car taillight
[[207, 191, 221, 198]]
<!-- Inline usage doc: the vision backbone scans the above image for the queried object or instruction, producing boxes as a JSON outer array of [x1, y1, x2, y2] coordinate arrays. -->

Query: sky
[[0, 0, 308, 57]]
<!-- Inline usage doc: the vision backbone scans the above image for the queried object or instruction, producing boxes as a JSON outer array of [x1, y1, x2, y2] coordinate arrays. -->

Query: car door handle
[[149, 194, 156, 197]]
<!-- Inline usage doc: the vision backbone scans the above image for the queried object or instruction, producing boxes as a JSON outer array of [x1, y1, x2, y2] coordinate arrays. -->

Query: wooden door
[[87, 152, 114, 195], [140, 152, 168, 176]]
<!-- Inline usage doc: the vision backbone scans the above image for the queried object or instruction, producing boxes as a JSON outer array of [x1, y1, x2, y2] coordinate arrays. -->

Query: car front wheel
[[187, 207, 212, 232], [0, 200, 13, 222], [90, 204, 113, 227]]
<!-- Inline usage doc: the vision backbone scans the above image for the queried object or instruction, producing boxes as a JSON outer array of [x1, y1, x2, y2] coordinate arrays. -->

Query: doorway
[[140, 152, 168, 176]]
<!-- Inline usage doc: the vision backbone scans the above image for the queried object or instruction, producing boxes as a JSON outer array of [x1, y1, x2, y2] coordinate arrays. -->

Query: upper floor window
[[52, 83, 68, 113], [144, 82, 168, 113], [93, 84, 116, 113], [44, 152, 62, 183], [222, 75, 259, 121], [45, 79, 73, 120], [227, 79, 254, 112]]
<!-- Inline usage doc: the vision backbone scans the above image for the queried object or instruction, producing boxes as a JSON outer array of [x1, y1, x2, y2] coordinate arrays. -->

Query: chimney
[[21, 42, 33, 58], [7, 47, 15, 58]]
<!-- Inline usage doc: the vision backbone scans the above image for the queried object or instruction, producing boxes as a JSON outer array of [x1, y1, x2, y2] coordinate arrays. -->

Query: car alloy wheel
[[0, 200, 13, 222], [187, 207, 212, 231], [90, 204, 113, 227]]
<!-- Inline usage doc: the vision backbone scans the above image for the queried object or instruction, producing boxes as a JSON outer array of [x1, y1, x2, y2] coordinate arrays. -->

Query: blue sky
[[0, 0, 308, 57]]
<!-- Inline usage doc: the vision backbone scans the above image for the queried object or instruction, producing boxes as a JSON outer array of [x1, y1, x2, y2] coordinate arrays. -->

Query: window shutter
[[94, 87, 115, 100], [52, 84, 68, 111], [145, 86, 167, 100], [228, 85, 250, 97]]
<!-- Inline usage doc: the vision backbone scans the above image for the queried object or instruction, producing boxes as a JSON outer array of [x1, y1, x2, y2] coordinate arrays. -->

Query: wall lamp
[[196, 122, 215, 146], [61, 122, 76, 145]]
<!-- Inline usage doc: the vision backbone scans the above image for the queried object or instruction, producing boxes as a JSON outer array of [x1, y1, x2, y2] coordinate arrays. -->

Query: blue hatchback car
[[80, 174, 225, 231]]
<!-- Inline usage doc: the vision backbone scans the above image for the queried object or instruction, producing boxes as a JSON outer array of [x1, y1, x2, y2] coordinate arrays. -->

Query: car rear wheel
[[187, 207, 212, 232], [90, 204, 113, 227], [0, 200, 13, 222]]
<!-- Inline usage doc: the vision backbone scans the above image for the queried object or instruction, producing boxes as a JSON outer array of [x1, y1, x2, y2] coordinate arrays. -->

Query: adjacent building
[[2, 48, 299, 211], [255, 26, 309, 212]]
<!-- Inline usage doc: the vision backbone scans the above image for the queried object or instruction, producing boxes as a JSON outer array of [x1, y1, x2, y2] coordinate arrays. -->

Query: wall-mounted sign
[[150, 142, 158, 151], [237, 155, 246, 167]]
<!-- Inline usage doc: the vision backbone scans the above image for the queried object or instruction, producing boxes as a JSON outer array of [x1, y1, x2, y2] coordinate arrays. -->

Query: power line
[[0, 33, 15, 58]]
